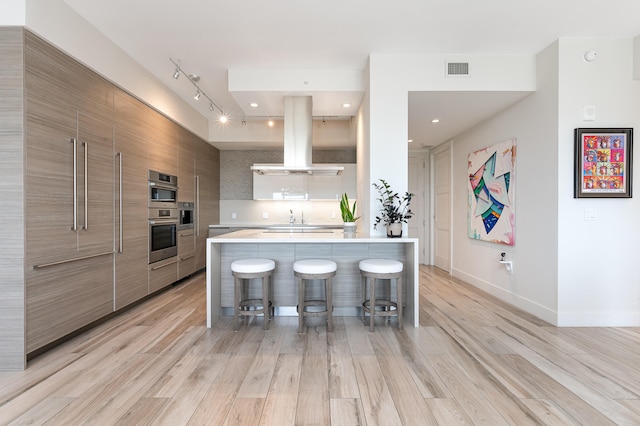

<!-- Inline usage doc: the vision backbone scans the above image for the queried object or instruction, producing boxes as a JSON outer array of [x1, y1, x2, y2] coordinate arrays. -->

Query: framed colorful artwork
[[574, 128, 633, 198], [468, 138, 516, 246]]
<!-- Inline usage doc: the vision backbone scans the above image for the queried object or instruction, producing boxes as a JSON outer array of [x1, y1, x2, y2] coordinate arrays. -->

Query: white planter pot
[[343, 222, 357, 233], [386, 222, 402, 238]]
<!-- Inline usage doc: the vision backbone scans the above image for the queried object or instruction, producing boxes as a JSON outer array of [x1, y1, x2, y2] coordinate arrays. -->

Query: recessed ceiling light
[[408, 139, 414, 143], [431, 118, 440, 123], [267, 120, 274, 127], [249, 102, 259, 108], [342, 103, 351, 108]]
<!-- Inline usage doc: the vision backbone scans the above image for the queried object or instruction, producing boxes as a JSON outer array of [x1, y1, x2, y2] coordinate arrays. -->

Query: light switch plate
[[582, 105, 596, 121], [262, 212, 269, 219]]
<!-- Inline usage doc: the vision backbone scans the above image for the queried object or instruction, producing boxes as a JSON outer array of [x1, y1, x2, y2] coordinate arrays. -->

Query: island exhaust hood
[[250, 96, 344, 176]]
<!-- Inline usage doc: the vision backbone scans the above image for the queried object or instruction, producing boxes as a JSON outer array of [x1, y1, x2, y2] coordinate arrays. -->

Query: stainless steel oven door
[[149, 217, 178, 264], [149, 182, 177, 208]]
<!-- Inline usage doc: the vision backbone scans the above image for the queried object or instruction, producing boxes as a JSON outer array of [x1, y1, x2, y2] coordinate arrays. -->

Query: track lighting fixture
[[169, 58, 226, 121]]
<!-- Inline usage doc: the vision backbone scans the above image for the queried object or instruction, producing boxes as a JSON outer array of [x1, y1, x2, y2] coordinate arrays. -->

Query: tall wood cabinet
[[114, 89, 150, 309], [177, 128, 197, 279], [195, 139, 220, 270], [24, 31, 115, 353], [13, 30, 221, 359]]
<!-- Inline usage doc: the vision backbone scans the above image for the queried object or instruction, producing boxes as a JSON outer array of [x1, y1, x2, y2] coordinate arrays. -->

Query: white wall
[[0, 0, 25, 23], [365, 54, 536, 237], [219, 200, 347, 227], [23, 0, 208, 139], [448, 43, 560, 324], [444, 38, 640, 327], [557, 39, 640, 326]]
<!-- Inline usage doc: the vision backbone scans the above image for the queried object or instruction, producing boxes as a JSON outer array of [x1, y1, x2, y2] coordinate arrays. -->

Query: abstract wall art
[[468, 138, 516, 246]]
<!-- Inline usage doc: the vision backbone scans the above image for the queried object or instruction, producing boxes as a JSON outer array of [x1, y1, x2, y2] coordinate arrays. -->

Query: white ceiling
[[65, 0, 640, 149]]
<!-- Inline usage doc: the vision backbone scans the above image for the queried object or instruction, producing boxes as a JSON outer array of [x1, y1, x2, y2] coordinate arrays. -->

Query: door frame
[[429, 141, 453, 272]]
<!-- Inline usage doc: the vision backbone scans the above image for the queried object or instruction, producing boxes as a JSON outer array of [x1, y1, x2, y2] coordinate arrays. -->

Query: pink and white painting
[[468, 139, 516, 246]]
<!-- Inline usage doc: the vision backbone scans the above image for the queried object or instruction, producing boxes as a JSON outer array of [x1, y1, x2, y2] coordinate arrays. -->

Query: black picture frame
[[574, 128, 633, 198]]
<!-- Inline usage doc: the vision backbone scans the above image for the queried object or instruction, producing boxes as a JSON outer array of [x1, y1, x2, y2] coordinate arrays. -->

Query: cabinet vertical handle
[[71, 138, 77, 231], [195, 175, 200, 236], [117, 152, 123, 253], [83, 141, 88, 230]]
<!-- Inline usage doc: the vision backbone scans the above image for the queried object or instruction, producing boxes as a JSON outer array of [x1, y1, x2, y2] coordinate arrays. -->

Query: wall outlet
[[331, 212, 336, 219], [262, 212, 269, 219], [231, 212, 237, 220]]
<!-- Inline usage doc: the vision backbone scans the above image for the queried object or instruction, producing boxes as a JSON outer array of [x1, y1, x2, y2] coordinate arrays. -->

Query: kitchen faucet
[[289, 210, 295, 224]]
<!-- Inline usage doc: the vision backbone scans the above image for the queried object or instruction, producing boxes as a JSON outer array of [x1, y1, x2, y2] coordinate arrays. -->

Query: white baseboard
[[451, 267, 558, 325]]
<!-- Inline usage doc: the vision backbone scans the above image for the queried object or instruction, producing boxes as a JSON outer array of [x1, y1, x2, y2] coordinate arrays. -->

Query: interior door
[[432, 145, 451, 272]]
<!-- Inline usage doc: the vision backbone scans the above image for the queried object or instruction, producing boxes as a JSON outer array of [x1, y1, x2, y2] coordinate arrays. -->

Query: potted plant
[[339, 193, 359, 233], [372, 179, 413, 237]]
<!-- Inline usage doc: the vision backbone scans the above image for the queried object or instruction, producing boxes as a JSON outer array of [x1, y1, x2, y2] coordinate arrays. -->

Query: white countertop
[[209, 223, 341, 229], [208, 228, 418, 243]]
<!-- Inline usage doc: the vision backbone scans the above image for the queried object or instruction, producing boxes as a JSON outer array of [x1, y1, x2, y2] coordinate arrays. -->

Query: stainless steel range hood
[[250, 96, 344, 176]]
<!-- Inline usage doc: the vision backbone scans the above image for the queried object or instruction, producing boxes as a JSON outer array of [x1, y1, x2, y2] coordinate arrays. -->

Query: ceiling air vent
[[446, 61, 470, 77]]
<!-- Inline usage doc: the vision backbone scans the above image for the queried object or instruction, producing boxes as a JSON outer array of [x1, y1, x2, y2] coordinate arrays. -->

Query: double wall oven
[[149, 170, 178, 264]]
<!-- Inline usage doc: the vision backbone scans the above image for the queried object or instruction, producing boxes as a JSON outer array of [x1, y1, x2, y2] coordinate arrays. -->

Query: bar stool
[[360, 259, 403, 332], [231, 258, 275, 331], [294, 259, 337, 333]]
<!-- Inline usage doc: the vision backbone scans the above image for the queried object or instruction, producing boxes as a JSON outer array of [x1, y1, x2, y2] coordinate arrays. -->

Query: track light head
[[194, 90, 201, 100], [173, 67, 180, 79]]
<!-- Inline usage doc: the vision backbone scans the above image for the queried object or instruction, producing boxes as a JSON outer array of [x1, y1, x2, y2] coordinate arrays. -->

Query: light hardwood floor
[[1, 266, 640, 425]]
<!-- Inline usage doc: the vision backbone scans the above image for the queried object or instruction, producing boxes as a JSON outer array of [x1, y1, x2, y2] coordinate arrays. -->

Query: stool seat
[[359, 259, 403, 274], [231, 258, 276, 274], [294, 259, 337, 274]]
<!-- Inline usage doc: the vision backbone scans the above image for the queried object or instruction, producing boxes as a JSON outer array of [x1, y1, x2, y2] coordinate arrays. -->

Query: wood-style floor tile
[[0, 267, 639, 425]]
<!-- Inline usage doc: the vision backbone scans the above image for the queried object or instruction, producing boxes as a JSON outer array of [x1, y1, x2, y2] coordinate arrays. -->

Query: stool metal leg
[[262, 275, 270, 330], [234, 276, 241, 331], [361, 275, 365, 323], [397, 275, 403, 330], [327, 276, 333, 332], [298, 276, 304, 333], [369, 277, 375, 332]]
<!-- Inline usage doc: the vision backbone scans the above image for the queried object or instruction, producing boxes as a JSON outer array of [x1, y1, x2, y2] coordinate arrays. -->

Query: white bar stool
[[360, 259, 404, 332], [231, 258, 275, 331], [294, 259, 337, 333]]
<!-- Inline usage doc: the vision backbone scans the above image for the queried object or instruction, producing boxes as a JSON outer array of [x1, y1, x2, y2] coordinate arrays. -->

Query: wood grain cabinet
[[147, 110, 178, 176], [178, 228, 197, 280], [195, 140, 220, 270], [13, 30, 221, 359], [114, 89, 150, 309], [177, 128, 196, 203], [177, 129, 198, 279], [24, 31, 115, 353]]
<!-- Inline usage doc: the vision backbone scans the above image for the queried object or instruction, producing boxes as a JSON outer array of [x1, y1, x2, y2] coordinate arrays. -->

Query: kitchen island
[[206, 229, 420, 328]]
